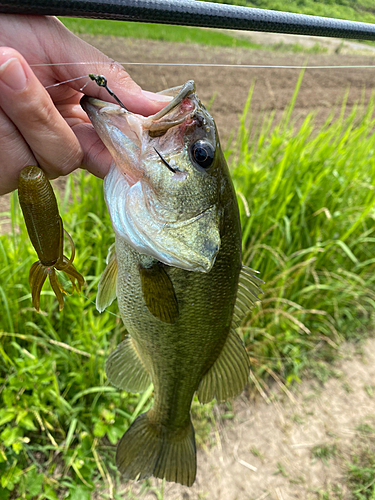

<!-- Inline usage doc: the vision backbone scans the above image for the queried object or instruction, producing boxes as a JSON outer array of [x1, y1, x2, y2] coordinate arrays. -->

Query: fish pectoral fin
[[232, 265, 264, 327], [116, 412, 196, 487], [96, 245, 118, 313], [197, 328, 250, 404], [105, 336, 151, 393], [139, 263, 179, 324]]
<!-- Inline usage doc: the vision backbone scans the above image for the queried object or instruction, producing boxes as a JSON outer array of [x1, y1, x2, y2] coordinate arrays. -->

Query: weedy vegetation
[[343, 422, 375, 500], [232, 71, 375, 385], [311, 443, 337, 465], [201, 0, 375, 26], [60, 18, 329, 54], [1, 72, 375, 498], [61, 17, 263, 50]]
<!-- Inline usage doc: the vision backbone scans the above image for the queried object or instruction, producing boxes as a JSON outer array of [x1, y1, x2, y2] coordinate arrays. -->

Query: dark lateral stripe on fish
[[84, 80, 252, 486]]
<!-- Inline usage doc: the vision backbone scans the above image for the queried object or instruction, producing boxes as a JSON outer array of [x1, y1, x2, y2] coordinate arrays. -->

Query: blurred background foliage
[[1, 53, 375, 500]]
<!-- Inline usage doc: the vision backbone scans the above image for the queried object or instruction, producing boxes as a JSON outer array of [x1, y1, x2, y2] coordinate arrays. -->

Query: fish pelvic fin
[[105, 336, 151, 393], [139, 262, 179, 324], [197, 328, 250, 404], [116, 412, 196, 487], [232, 265, 264, 327], [96, 244, 118, 312]]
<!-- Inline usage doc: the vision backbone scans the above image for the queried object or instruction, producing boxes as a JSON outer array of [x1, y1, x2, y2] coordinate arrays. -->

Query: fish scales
[[80, 80, 262, 486], [116, 204, 240, 425]]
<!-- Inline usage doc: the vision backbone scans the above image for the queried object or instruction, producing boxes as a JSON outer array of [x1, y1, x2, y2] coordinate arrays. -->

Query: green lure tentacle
[[18, 165, 85, 312]]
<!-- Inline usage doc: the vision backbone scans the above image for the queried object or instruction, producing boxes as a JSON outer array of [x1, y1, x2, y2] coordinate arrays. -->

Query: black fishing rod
[[0, 0, 375, 41]]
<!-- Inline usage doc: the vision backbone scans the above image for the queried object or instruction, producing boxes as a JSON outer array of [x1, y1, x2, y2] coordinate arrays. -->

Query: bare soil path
[[182, 338, 375, 500], [2, 34, 375, 222], [78, 35, 375, 500], [79, 33, 375, 141], [2, 34, 375, 499], [120, 338, 375, 500]]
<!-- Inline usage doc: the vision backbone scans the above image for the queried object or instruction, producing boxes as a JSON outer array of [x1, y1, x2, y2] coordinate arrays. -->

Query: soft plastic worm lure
[[18, 166, 85, 311]]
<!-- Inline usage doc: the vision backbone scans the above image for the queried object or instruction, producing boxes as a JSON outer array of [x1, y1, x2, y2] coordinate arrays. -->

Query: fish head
[[81, 81, 229, 272]]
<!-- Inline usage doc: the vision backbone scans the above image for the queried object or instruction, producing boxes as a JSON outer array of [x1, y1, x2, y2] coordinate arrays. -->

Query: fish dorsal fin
[[96, 244, 118, 313], [105, 336, 151, 393], [197, 328, 250, 403], [139, 263, 179, 324], [232, 265, 263, 327]]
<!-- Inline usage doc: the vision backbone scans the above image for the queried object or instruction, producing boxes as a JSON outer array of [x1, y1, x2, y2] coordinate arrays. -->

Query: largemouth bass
[[80, 81, 262, 486]]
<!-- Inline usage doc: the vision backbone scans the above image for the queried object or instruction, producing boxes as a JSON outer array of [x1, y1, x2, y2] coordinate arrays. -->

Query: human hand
[[0, 15, 171, 195]]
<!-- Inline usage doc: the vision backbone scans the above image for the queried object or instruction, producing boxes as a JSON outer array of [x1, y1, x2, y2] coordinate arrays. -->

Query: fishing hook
[[89, 73, 128, 110]]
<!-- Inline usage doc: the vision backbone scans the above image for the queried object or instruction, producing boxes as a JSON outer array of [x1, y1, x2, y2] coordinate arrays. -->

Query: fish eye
[[191, 141, 215, 169]]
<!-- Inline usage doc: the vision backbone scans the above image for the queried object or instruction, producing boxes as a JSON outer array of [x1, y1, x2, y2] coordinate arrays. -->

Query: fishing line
[[32, 61, 375, 70], [44, 74, 91, 89], [79, 80, 91, 93], [39, 61, 375, 90], [34, 58, 365, 369]]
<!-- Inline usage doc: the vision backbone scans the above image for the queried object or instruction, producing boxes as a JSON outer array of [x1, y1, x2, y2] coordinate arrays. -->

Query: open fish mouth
[[80, 81, 202, 187], [149, 80, 196, 119], [80, 80, 221, 273], [81, 81, 195, 154]]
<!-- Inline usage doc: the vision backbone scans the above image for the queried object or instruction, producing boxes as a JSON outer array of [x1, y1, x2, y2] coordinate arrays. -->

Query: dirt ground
[[77, 34, 375, 500], [1, 31, 375, 221], [3, 32, 375, 499], [79, 32, 375, 142], [121, 337, 375, 500]]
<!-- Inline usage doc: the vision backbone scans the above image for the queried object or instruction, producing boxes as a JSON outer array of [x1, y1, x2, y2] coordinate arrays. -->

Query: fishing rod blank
[[1, 0, 375, 41]]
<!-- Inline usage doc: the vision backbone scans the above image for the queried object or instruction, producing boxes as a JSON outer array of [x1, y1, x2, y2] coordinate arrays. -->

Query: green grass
[[347, 453, 375, 500], [231, 71, 375, 385], [2, 75, 375, 497], [0, 176, 130, 499], [271, 41, 328, 54], [60, 18, 328, 53], [60, 17, 262, 49], [202, 0, 375, 25], [345, 423, 375, 499], [311, 443, 337, 465]]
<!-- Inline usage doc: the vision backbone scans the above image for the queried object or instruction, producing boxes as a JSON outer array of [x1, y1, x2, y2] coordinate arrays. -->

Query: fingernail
[[0, 57, 27, 92], [142, 90, 173, 102]]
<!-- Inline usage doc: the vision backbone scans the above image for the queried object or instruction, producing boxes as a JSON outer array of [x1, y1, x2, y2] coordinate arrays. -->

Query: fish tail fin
[[116, 412, 196, 486]]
